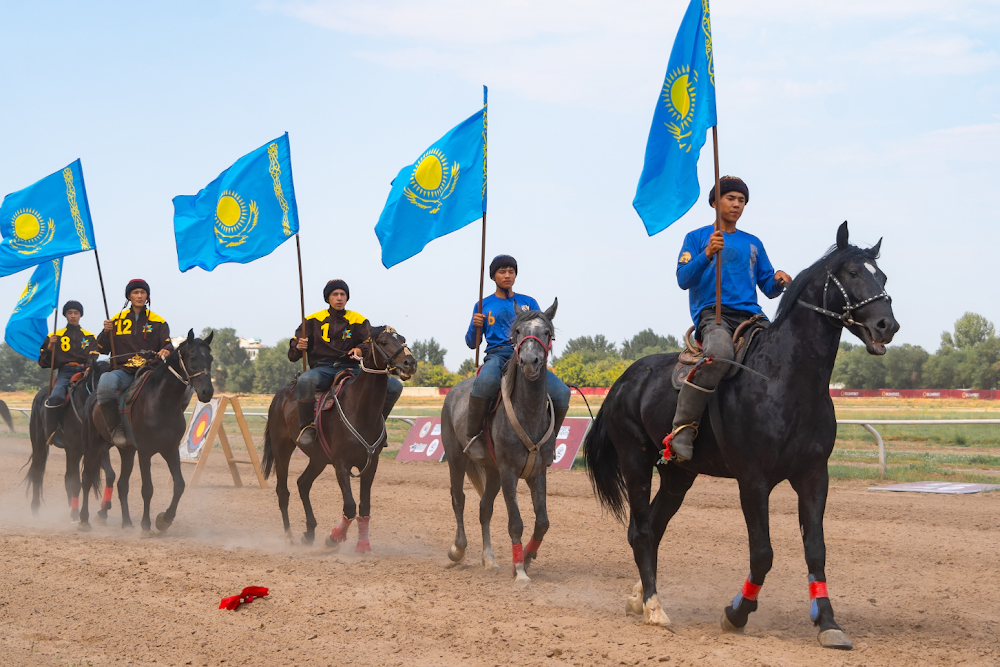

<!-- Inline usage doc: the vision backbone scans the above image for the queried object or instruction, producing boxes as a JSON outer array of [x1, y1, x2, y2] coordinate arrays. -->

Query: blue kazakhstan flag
[[634, 0, 717, 236], [173, 133, 300, 272], [375, 89, 487, 268], [4, 258, 62, 361], [0, 160, 96, 277]]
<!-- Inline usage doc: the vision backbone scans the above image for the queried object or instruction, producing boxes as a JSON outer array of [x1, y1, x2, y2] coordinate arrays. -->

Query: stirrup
[[110, 426, 128, 447], [660, 422, 698, 463], [297, 424, 316, 445]]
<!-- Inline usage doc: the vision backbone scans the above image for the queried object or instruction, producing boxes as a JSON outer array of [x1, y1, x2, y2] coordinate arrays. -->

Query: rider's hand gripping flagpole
[[474, 85, 488, 367], [712, 125, 722, 325]]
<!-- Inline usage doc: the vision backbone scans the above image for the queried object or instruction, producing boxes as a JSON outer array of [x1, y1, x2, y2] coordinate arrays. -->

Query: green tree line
[[2, 315, 997, 393]]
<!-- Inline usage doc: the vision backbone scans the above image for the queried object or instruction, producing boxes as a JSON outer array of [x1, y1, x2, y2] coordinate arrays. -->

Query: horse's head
[[367, 326, 417, 380], [510, 298, 557, 381], [785, 222, 899, 355], [177, 329, 215, 403]]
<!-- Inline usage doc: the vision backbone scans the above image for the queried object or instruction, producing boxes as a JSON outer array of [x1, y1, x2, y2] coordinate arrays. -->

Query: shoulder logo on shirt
[[749, 244, 758, 274], [520, 304, 529, 312], [343, 329, 352, 339], [81, 338, 90, 349], [679, 251, 692, 264]]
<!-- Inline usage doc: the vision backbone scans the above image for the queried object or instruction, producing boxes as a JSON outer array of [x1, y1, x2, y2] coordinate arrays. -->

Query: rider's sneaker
[[464, 433, 488, 464], [110, 426, 128, 447]]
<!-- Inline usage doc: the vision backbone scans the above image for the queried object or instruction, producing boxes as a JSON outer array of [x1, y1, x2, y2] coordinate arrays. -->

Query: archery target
[[180, 398, 220, 461]]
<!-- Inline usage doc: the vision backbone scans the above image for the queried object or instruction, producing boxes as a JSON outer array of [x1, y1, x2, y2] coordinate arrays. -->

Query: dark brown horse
[[78, 330, 214, 533], [25, 357, 116, 520], [262, 325, 415, 550]]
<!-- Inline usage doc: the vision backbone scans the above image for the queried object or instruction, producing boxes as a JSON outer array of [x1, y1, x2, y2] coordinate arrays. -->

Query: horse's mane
[[772, 242, 878, 325], [507, 309, 554, 345]]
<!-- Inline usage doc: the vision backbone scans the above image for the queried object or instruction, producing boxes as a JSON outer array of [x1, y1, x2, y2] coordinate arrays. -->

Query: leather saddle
[[670, 315, 770, 390], [315, 370, 356, 413]]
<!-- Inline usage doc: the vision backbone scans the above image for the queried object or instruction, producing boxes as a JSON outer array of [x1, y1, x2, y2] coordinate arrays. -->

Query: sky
[[1, 0, 998, 370]]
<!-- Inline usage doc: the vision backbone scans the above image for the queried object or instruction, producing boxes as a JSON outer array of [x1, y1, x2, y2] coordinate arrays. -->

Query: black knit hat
[[707, 176, 749, 205], [489, 255, 517, 279], [324, 279, 349, 303], [62, 300, 83, 316], [125, 278, 150, 300]]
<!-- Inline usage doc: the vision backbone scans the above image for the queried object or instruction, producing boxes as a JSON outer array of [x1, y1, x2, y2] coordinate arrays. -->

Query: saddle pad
[[670, 322, 768, 391], [122, 364, 154, 408]]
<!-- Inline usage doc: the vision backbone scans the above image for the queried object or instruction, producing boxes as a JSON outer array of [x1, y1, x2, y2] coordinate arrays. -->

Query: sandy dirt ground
[[0, 435, 998, 667]]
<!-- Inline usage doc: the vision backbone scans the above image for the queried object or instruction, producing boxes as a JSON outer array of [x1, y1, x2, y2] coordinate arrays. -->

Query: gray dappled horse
[[442, 299, 558, 583]]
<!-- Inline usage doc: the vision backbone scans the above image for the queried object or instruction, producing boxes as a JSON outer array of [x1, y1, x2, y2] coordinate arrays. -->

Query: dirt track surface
[[1, 436, 998, 667]]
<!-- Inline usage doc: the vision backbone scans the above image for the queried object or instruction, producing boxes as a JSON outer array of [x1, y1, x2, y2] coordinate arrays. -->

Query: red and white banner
[[829, 389, 996, 399], [396, 417, 446, 462]]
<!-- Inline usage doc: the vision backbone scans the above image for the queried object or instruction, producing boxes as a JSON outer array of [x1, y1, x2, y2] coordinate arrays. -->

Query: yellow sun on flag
[[414, 153, 444, 191], [215, 191, 246, 229], [12, 209, 42, 241], [662, 65, 697, 129]]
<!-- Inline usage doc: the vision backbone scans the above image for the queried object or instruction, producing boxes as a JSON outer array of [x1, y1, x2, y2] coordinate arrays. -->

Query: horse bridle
[[514, 333, 553, 364], [358, 327, 411, 376], [166, 347, 208, 386], [797, 271, 890, 328]]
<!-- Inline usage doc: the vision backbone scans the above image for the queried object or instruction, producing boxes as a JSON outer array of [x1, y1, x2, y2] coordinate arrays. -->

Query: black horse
[[262, 325, 416, 549], [78, 330, 214, 533], [585, 223, 897, 650], [25, 357, 117, 520]]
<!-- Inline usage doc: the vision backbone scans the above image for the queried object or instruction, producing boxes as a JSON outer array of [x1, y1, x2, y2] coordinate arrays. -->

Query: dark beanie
[[62, 300, 83, 316], [125, 278, 150, 300], [707, 175, 749, 205], [324, 279, 349, 302], [489, 255, 517, 279]]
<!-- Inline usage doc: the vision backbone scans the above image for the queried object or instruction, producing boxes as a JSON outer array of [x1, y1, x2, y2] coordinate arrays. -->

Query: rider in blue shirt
[[463, 254, 571, 463], [668, 177, 791, 462]]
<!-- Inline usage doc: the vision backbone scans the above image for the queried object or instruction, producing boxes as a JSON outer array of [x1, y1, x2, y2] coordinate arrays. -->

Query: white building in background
[[238, 337, 264, 360], [168, 336, 265, 360]]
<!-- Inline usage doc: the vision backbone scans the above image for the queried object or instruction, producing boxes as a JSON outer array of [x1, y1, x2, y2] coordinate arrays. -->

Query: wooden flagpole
[[93, 250, 116, 370], [48, 305, 58, 393], [295, 233, 307, 372], [474, 85, 488, 367], [711, 125, 723, 325]]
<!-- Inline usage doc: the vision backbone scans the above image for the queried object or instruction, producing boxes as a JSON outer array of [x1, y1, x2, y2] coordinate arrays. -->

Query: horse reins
[[797, 271, 890, 327], [514, 334, 553, 363], [166, 349, 207, 386]]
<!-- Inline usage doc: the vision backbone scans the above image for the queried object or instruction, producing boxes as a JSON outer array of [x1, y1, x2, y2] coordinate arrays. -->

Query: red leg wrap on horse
[[512, 543, 524, 565], [809, 581, 828, 600], [741, 578, 762, 601], [71, 496, 79, 510], [331, 515, 353, 542], [355, 516, 371, 553], [103, 487, 113, 502], [525, 538, 542, 557]]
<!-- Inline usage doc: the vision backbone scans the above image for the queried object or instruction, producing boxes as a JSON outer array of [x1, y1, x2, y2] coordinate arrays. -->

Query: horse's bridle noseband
[[167, 348, 208, 386], [797, 271, 890, 328], [358, 327, 411, 376], [514, 334, 554, 364]]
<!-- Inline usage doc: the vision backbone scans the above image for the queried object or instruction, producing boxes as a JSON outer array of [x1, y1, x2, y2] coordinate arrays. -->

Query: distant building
[[239, 337, 264, 361], [168, 335, 265, 360]]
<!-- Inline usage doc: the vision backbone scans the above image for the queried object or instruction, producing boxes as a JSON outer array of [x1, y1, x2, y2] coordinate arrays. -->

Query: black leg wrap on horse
[[296, 400, 317, 446]]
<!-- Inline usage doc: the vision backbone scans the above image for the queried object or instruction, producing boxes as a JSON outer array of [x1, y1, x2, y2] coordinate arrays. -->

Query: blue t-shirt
[[465, 292, 541, 353], [676, 225, 783, 325]]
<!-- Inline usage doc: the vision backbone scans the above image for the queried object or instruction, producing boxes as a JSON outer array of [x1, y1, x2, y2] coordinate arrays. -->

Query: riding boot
[[464, 395, 491, 463], [665, 380, 714, 462], [43, 402, 66, 448], [100, 400, 127, 447], [296, 400, 317, 447]]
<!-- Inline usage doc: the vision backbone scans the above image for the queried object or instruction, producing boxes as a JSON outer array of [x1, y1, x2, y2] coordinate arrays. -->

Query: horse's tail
[[0, 400, 13, 432], [21, 442, 48, 500], [584, 410, 628, 524], [467, 460, 487, 499], [262, 426, 274, 480]]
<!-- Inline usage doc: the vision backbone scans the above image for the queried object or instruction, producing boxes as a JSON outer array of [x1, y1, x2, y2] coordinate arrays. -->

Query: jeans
[[296, 362, 403, 414], [45, 366, 79, 407], [471, 346, 570, 411], [95, 369, 135, 404]]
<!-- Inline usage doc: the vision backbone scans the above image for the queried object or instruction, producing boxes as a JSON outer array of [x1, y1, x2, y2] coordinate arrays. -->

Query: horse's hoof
[[513, 565, 531, 585], [301, 533, 315, 546], [626, 595, 644, 617], [448, 545, 466, 563], [643, 595, 671, 627], [818, 629, 853, 650], [325, 535, 341, 550], [77, 521, 92, 533], [140, 529, 156, 539], [122, 522, 134, 530], [155, 513, 171, 532], [284, 530, 295, 547], [95, 513, 107, 526], [720, 611, 744, 634], [355, 540, 372, 554], [71, 508, 80, 521]]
